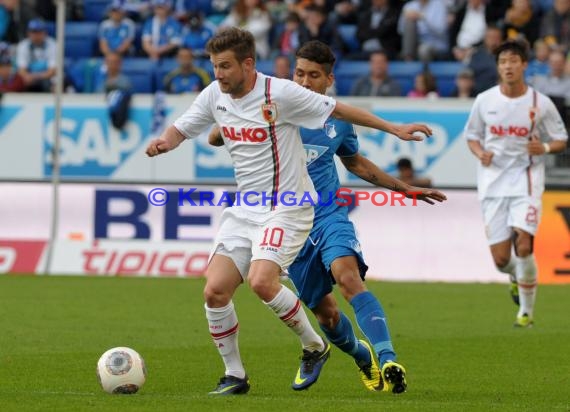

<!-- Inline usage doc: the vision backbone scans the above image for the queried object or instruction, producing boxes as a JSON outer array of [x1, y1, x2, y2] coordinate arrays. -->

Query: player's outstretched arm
[[208, 126, 224, 147], [340, 154, 447, 205], [331, 101, 432, 141], [145, 125, 186, 157]]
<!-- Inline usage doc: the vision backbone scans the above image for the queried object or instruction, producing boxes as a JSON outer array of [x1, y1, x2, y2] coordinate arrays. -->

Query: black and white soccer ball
[[96, 347, 146, 394]]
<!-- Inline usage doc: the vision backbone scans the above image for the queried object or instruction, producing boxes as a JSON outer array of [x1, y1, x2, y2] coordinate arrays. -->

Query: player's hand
[[404, 187, 447, 205], [527, 134, 545, 155], [208, 126, 224, 147], [395, 124, 432, 141], [479, 151, 494, 166], [145, 137, 172, 157]]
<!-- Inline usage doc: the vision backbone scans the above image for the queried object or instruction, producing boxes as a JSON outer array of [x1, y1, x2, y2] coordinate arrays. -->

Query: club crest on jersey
[[529, 107, 538, 122], [324, 122, 337, 138], [261, 103, 278, 123]]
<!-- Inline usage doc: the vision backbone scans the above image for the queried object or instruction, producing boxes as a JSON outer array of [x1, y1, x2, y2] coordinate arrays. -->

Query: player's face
[[497, 51, 527, 86], [211, 50, 253, 97], [293, 58, 333, 95]]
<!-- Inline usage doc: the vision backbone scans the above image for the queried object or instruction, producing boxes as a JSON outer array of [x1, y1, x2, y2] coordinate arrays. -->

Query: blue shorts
[[288, 213, 368, 309]]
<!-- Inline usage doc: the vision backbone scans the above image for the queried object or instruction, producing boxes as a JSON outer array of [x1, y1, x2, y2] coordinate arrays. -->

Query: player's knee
[[247, 275, 275, 301], [494, 255, 511, 270], [203, 284, 231, 307], [514, 242, 532, 257]]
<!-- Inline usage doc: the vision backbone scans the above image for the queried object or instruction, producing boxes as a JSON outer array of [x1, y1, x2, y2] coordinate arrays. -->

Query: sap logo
[[44, 107, 152, 177], [352, 110, 468, 178], [304, 144, 329, 166], [222, 126, 267, 142], [216, 105, 227, 112], [490, 125, 529, 137]]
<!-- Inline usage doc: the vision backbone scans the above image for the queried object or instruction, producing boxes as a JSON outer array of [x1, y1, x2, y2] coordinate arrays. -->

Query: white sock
[[514, 255, 537, 318], [205, 301, 245, 379], [497, 255, 516, 277], [264, 285, 324, 352]]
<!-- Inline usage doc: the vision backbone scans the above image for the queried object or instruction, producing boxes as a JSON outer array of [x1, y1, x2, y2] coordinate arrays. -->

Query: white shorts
[[481, 196, 542, 245], [210, 205, 314, 278]]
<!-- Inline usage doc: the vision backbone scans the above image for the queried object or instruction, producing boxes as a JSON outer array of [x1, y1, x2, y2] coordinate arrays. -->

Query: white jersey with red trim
[[174, 72, 336, 210], [464, 85, 567, 199]]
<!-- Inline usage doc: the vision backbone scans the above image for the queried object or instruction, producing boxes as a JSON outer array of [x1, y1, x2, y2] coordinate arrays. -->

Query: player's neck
[[231, 71, 257, 99], [500, 82, 528, 98]]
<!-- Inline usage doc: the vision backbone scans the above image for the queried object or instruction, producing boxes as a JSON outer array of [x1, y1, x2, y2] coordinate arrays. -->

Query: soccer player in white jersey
[[146, 27, 432, 395], [464, 40, 568, 328]]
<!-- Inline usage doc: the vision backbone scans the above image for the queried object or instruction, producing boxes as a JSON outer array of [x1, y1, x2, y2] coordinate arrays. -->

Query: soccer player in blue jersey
[[287, 40, 447, 393]]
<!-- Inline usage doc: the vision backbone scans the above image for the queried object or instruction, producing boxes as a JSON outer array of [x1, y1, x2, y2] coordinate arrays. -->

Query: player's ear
[[327, 73, 334, 89]]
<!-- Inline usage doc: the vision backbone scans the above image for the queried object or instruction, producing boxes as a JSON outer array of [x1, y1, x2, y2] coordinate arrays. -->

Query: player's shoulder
[[476, 85, 501, 101]]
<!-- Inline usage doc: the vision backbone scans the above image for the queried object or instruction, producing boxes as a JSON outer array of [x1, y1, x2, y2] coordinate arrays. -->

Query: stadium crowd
[[0, 0, 570, 102]]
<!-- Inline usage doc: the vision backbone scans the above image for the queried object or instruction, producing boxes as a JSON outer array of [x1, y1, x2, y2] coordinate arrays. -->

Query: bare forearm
[[546, 140, 567, 154], [332, 101, 400, 135], [341, 155, 410, 192], [162, 125, 186, 149], [467, 139, 484, 158]]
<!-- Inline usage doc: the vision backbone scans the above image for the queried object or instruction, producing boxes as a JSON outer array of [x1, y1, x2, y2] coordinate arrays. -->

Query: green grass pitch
[[0, 276, 569, 411]]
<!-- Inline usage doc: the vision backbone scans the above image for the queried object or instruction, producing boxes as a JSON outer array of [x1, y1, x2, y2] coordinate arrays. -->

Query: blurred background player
[[464, 40, 568, 328], [396, 157, 433, 187]]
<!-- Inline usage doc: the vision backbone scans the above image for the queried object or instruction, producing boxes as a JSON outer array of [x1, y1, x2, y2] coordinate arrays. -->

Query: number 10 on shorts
[[260, 227, 284, 248]]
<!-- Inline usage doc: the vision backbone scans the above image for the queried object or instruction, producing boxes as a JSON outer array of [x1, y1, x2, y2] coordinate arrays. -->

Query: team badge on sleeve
[[261, 103, 278, 123]]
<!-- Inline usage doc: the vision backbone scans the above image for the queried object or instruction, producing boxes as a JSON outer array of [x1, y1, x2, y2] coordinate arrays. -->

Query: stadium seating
[[121, 58, 158, 93], [334, 60, 369, 95], [428, 61, 466, 97], [64, 22, 100, 58], [84, 0, 110, 22], [338, 24, 360, 54], [155, 58, 179, 91]]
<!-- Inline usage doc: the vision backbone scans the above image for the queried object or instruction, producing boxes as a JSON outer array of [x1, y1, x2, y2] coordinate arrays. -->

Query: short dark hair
[[494, 40, 529, 63], [295, 40, 336, 75], [206, 27, 256, 62], [396, 157, 412, 169]]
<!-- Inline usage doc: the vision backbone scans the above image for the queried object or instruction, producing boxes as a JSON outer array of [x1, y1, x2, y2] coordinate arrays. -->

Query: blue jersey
[[301, 117, 358, 225]]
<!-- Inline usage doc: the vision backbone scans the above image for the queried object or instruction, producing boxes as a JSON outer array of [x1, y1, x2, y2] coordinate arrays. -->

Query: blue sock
[[320, 311, 370, 364], [350, 291, 396, 366]]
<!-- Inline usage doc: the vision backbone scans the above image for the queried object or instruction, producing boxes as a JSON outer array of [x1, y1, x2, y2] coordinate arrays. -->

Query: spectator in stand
[[15, 19, 56, 92], [0, 48, 24, 92], [396, 157, 432, 187], [33, 0, 83, 21], [332, 0, 366, 24], [466, 24, 503, 94], [163, 46, 210, 93], [502, 0, 539, 45], [530, 49, 570, 105], [407, 70, 438, 98], [0, 0, 20, 45], [142, 0, 182, 60], [540, 0, 570, 52], [271, 11, 301, 59], [93, 51, 133, 94], [526, 39, 551, 79], [449, 0, 490, 62], [350, 51, 401, 96], [355, 0, 402, 60], [397, 0, 449, 62], [122, 0, 152, 22], [273, 54, 291, 79], [98, 0, 137, 57], [298, 5, 346, 56], [219, 0, 272, 59], [180, 11, 215, 58], [450, 67, 477, 98]]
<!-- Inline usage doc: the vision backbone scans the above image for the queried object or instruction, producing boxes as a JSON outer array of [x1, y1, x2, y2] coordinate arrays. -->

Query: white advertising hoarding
[[0, 182, 501, 282], [0, 94, 478, 187]]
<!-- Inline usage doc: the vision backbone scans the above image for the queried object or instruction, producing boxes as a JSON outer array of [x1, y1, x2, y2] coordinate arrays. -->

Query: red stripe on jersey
[[280, 299, 301, 321], [210, 323, 239, 339], [265, 77, 280, 210]]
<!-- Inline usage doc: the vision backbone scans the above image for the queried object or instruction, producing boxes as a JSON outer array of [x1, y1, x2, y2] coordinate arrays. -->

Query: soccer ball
[[96, 347, 146, 394]]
